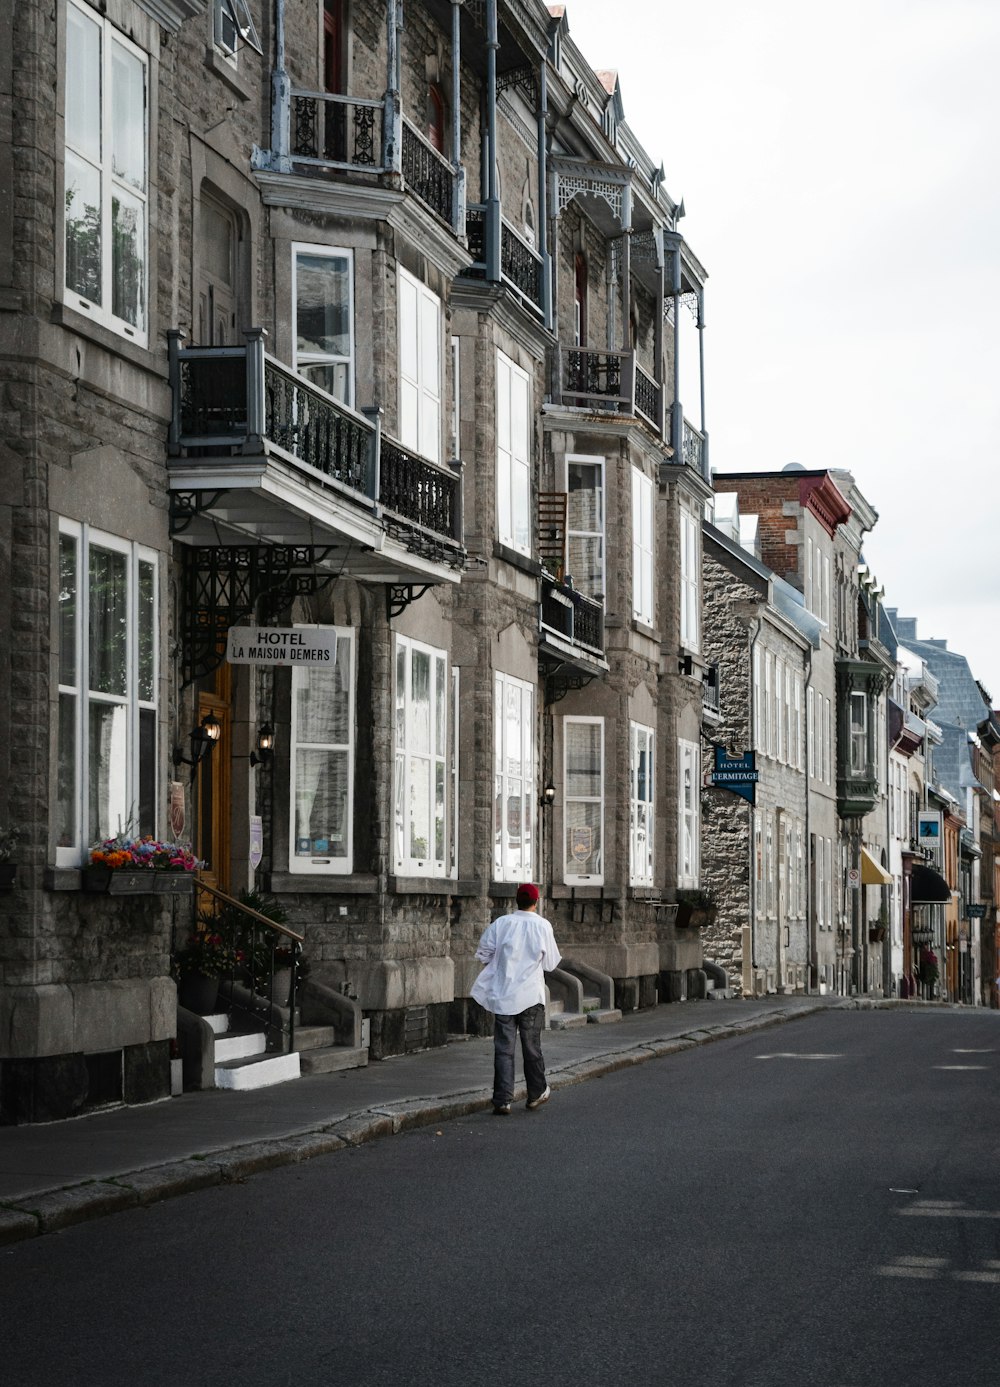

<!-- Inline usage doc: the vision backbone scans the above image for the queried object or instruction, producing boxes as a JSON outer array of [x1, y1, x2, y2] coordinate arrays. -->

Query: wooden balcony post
[[451, 0, 465, 235], [244, 328, 267, 452], [485, 0, 501, 282]]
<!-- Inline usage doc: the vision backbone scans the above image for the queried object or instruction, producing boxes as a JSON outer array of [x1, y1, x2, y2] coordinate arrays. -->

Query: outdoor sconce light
[[172, 711, 221, 781], [541, 782, 556, 809], [250, 722, 275, 768]]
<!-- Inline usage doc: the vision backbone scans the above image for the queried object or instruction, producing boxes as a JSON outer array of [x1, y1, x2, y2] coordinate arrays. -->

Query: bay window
[[64, 0, 148, 341], [56, 521, 157, 865], [564, 717, 604, 885], [494, 671, 534, 881], [289, 629, 354, 874], [395, 635, 451, 877]]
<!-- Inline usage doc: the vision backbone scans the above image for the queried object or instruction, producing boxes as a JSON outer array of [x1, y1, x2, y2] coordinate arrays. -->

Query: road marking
[[934, 1064, 988, 1070], [900, 1200, 1000, 1220], [952, 1048, 994, 1054], [754, 1052, 842, 1061], [953, 1270, 1000, 1284], [877, 1256, 1000, 1284]]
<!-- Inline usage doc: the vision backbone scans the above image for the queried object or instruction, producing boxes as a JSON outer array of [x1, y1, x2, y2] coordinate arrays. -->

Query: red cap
[[516, 882, 540, 909]]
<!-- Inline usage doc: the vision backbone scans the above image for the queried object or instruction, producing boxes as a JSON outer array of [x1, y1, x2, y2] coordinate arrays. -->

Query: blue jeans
[[493, 1003, 547, 1106]]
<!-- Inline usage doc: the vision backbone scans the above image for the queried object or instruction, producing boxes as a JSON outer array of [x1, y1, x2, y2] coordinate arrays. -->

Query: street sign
[[226, 626, 338, 666], [847, 867, 861, 890], [966, 903, 986, 918]]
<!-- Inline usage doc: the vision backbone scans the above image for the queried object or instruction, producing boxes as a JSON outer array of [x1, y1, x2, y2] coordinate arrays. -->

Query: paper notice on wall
[[169, 781, 186, 839], [249, 815, 263, 871]]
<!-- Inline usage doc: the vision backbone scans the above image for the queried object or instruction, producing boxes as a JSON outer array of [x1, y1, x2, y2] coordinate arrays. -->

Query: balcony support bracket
[[386, 584, 432, 622]]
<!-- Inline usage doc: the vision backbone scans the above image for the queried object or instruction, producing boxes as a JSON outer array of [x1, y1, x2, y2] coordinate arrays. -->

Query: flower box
[[83, 866, 195, 896]]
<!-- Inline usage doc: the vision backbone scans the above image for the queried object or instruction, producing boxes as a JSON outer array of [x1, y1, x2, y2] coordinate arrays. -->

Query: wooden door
[[196, 668, 231, 893]]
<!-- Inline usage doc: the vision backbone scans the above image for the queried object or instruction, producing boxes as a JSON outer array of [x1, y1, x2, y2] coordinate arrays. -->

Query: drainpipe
[[697, 286, 709, 481], [537, 63, 552, 331], [384, 0, 402, 178], [484, 0, 501, 282], [804, 644, 814, 992], [271, 0, 291, 171], [451, 0, 465, 235]]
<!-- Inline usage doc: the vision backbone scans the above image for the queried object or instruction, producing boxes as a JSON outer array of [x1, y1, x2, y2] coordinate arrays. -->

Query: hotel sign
[[709, 746, 760, 805], [226, 626, 338, 666]]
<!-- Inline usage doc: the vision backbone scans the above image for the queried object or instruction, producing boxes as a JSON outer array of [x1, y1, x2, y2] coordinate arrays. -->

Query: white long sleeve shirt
[[470, 909, 561, 1015]]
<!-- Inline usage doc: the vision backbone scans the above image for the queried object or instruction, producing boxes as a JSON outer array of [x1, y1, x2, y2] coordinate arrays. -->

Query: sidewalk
[[0, 994, 835, 1246]]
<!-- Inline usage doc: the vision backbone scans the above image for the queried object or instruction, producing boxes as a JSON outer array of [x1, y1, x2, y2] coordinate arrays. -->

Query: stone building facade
[[0, 0, 714, 1120]]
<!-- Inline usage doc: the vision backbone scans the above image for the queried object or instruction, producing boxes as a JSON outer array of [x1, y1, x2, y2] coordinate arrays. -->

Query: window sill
[[549, 883, 620, 900], [203, 47, 252, 102], [45, 867, 84, 892], [390, 875, 458, 895], [51, 301, 159, 374], [493, 541, 540, 578], [267, 872, 378, 894], [632, 619, 659, 642]]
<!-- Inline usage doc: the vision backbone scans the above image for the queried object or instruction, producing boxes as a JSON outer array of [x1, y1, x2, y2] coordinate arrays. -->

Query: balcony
[[167, 331, 465, 585], [400, 118, 457, 226], [539, 574, 605, 662], [552, 347, 635, 413], [290, 92, 385, 171], [462, 206, 544, 317], [836, 657, 891, 818]]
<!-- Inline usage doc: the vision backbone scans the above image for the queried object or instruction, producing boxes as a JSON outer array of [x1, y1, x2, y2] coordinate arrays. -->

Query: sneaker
[[492, 1102, 511, 1116], [525, 1085, 551, 1111]]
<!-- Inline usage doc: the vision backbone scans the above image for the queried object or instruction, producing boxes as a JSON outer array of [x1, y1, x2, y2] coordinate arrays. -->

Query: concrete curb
[[0, 1001, 829, 1248]]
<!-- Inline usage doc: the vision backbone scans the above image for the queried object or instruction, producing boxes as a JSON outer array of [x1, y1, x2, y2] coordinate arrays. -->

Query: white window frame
[[775, 657, 785, 763], [849, 691, 868, 776], [450, 335, 461, 460], [629, 721, 655, 886], [289, 627, 355, 876], [214, 0, 262, 62], [677, 737, 700, 889], [496, 349, 531, 555], [494, 670, 535, 882], [753, 646, 762, 751], [568, 454, 606, 600], [63, 1, 149, 344], [56, 520, 158, 867], [807, 685, 816, 779], [292, 243, 355, 408], [679, 505, 700, 649], [564, 715, 605, 886], [632, 466, 654, 626], [398, 265, 442, 463], [395, 634, 451, 878]]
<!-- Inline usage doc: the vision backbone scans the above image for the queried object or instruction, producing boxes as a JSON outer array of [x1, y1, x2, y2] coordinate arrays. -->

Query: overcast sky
[[560, 0, 1000, 702]]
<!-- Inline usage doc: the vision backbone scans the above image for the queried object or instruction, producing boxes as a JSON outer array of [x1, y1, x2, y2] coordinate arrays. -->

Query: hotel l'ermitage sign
[[226, 627, 338, 666], [709, 745, 760, 805]]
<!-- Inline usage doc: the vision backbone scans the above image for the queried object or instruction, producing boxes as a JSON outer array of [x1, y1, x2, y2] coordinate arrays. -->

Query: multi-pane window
[[57, 522, 157, 865], [293, 245, 354, 406], [677, 737, 700, 888], [398, 266, 441, 462], [753, 646, 762, 750], [807, 685, 816, 778], [568, 457, 605, 598], [395, 636, 450, 877], [496, 350, 531, 555], [632, 467, 654, 625], [680, 506, 700, 648], [849, 691, 868, 775], [290, 630, 354, 874], [214, 0, 261, 60], [494, 672, 534, 881], [64, 1, 148, 341], [629, 722, 655, 886], [565, 717, 604, 885], [775, 657, 785, 762]]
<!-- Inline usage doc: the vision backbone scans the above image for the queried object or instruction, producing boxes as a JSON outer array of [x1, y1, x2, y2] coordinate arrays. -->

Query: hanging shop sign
[[966, 903, 986, 919], [709, 746, 759, 805], [917, 810, 943, 866], [226, 626, 338, 666]]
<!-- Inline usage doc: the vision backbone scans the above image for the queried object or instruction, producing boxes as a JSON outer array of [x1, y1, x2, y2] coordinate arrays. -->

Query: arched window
[[574, 252, 588, 347], [427, 83, 446, 153]]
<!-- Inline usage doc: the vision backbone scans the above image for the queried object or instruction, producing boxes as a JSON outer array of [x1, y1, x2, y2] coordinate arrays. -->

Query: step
[[214, 1031, 266, 1063], [582, 995, 602, 1012], [585, 1008, 623, 1024], [549, 1011, 589, 1030], [204, 1012, 231, 1036], [294, 1025, 338, 1053], [548, 998, 565, 1016], [299, 1045, 370, 1076], [215, 1051, 301, 1091]]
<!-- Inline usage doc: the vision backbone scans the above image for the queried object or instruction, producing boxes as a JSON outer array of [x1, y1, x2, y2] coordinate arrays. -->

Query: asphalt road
[[2, 1009, 998, 1387]]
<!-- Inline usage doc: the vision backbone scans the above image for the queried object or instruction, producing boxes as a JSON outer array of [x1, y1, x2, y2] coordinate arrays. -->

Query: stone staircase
[[546, 958, 622, 1028], [295, 1023, 369, 1075], [206, 1011, 301, 1091]]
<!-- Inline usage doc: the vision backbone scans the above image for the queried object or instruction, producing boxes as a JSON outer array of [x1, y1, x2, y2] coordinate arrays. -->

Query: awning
[[860, 846, 892, 886], [911, 863, 952, 904]]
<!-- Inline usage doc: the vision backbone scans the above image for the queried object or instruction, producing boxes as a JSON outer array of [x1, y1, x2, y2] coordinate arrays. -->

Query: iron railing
[[635, 362, 663, 434], [290, 91, 384, 170], [540, 575, 605, 656], [500, 218, 543, 314], [682, 416, 706, 474], [554, 347, 636, 412], [193, 880, 305, 1054], [168, 332, 464, 554], [401, 117, 455, 224]]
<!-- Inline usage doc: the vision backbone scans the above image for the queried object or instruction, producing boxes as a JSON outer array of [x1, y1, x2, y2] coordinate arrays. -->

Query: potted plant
[[0, 825, 22, 889], [204, 888, 305, 1008], [85, 834, 203, 894], [174, 926, 247, 1014], [675, 888, 717, 929], [919, 945, 939, 991]]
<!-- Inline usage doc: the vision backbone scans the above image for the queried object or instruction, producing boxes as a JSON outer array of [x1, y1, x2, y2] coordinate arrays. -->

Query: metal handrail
[[194, 879, 303, 1052]]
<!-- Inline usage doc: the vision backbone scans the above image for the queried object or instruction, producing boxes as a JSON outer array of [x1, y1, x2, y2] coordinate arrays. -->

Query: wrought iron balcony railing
[[554, 347, 636, 413], [290, 91, 385, 171], [540, 575, 605, 657], [168, 332, 463, 554], [401, 117, 456, 226], [682, 416, 706, 475], [635, 362, 663, 434], [461, 206, 544, 317]]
